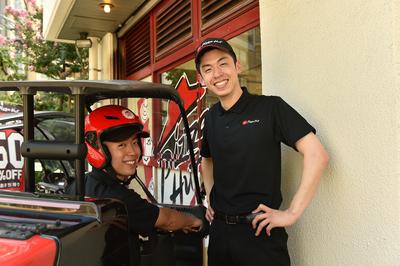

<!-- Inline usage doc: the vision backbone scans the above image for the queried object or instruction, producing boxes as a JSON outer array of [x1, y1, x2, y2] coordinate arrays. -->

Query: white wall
[[260, 0, 400, 265]]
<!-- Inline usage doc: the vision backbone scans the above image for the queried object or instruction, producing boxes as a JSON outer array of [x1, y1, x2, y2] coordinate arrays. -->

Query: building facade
[[44, 0, 400, 265]]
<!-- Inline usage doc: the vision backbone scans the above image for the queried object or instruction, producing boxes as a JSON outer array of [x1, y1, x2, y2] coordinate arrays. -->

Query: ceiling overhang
[[44, 0, 148, 42]]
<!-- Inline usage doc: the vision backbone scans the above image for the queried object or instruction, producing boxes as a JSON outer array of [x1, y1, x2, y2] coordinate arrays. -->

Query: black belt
[[214, 212, 261, 225]]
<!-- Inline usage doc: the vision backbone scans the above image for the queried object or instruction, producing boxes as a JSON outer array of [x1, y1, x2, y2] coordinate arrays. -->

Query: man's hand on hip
[[251, 204, 298, 236]]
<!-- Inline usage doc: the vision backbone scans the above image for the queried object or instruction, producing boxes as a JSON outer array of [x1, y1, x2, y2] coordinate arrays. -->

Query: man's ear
[[197, 73, 206, 87], [235, 60, 242, 74]]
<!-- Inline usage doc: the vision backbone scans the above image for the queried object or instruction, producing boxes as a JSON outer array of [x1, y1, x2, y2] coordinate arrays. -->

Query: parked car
[[0, 80, 208, 266], [0, 111, 75, 193]]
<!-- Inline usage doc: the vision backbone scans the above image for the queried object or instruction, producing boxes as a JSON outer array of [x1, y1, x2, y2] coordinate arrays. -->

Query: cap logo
[[202, 39, 223, 47], [122, 109, 135, 119]]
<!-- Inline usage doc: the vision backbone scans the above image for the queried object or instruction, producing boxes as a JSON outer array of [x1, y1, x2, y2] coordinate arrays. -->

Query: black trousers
[[208, 219, 290, 266]]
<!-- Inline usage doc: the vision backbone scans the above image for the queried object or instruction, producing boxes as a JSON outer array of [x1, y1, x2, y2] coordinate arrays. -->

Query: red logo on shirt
[[242, 119, 260, 126]]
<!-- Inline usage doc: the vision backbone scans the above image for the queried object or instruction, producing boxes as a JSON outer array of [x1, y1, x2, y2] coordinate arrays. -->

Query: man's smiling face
[[199, 48, 242, 100], [104, 134, 141, 181]]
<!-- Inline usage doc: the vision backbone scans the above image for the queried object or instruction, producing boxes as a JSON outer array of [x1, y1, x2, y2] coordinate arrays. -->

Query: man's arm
[[201, 157, 215, 222], [155, 208, 202, 233], [252, 132, 329, 236]]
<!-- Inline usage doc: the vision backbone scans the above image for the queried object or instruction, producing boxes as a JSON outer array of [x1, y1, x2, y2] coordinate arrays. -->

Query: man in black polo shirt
[[68, 105, 202, 265], [195, 38, 329, 265]]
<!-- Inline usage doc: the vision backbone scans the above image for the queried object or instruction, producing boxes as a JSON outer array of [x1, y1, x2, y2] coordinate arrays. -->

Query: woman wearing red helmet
[[68, 105, 202, 265]]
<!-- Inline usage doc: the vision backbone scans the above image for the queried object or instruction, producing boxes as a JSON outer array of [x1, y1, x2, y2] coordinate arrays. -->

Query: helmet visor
[[101, 124, 149, 143]]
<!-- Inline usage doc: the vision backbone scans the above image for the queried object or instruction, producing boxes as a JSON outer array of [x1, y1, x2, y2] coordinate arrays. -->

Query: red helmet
[[85, 105, 149, 169]]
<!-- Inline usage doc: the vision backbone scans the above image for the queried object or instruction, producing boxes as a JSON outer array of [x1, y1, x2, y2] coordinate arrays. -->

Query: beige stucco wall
[[99, 33, 116, 80], [87, 33, 115, 80], [43, 0, 75, 43], [260, 0, 400, 265]]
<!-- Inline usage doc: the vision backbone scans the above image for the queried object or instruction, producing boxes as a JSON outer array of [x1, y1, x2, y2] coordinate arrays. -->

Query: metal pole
[[73, 92, 85, 200], [21, 88, 35, 192], [178, 103, 203, 205]]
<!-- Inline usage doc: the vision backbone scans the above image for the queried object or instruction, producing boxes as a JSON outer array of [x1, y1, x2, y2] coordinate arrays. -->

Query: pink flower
[[0, 35, 6, 45], [4, 6, 12, 13], [18, 10, 28, 18], [26, 20, 33, 29], [4, 6, 20, 18], [27, 0, 37, 6]]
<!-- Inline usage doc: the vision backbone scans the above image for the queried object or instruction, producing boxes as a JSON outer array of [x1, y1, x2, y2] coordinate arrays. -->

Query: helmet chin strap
[[122, 175, 136, 186], [132, 172, 157, 204], [104, 166, 135, 186]]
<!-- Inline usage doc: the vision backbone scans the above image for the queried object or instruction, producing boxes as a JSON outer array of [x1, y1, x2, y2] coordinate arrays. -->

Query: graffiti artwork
[[157, 167, 197, 206], [138, 73, 207, 205]]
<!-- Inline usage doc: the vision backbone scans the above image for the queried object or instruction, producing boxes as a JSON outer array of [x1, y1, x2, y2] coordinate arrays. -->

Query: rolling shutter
[[155, 0, 192, 56], [201, 0, 256, 31], [125, 16, 150, 76]]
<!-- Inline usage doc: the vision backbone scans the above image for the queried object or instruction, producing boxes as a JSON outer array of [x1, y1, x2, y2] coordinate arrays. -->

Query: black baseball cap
[[195, 38, 237, 72]]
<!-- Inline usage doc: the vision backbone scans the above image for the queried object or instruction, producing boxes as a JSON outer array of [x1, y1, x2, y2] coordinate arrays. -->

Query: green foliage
[[0, 91, 22, 106], [0, 91, 74, 113], [0, 0, 88, 81], [0, 46, 25, 80], [35, 93, 73, 113], [0, 0, 88, 111], [28, 40, 89, 80]]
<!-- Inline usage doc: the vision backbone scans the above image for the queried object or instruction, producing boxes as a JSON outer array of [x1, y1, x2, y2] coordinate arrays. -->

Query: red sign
[[0, 129, 24, 191], [0, 102, 24, 191]]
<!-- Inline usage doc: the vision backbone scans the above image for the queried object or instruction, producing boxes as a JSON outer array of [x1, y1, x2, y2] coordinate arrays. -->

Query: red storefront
[[116, 0, 261, 206]]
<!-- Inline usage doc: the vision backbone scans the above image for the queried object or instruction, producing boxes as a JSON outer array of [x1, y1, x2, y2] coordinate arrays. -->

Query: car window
[[34, 117, 75, 186], [0, 115, 76, 191], [37, 117, 75, 142]]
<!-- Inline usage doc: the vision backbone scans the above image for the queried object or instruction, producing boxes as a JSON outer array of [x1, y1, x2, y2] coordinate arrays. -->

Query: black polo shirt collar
[[217, 87, 251, 115]]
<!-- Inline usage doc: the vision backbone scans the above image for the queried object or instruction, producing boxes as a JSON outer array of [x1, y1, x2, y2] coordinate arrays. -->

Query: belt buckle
[[225, 215, 237, 225]]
